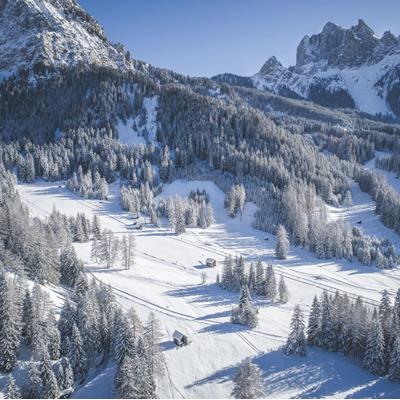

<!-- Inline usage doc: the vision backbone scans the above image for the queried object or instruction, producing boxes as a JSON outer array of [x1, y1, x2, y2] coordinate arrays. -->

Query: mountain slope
[[0, 0, 133, 80], [214, 20, 400, 117]]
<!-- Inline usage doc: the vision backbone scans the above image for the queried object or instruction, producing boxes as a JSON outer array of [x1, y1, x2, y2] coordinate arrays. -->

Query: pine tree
[[47, 307, 61, 360], [69, 323, 88, 382], [114, 314, 135, 364], [363, 317, 386, 376], [56, 356, 74, 394], [91, 215, 102, 239], [307, 295, 321, 346], [23, 361, 42, 399], [264, 264, 277, 301], [144, 312, 164, 377], [278, 275, 289, 303], [115, 355, 137, 398], [231, 358, 264, 399], [284, 304, 307, 356], [121, 234, 135, 270], [60, 245, 82, 288], [22, 289, 34, 345], [40, 352, 60, 399], [233, 256, 246, 291], [231, 285, 258, 329], [379, 289, 392, 344], [389, 336, 400, 382], [221, 256, 234, 290], [0, 284, 20, 372], [132, 337, 157, 398], [275, 225, 289, 260], [247, 263, 256, 293], [319, 291, 336, 351], [5, 375, 20, 399], [58, 299, 76, 355], [255, 260, 265, 295]]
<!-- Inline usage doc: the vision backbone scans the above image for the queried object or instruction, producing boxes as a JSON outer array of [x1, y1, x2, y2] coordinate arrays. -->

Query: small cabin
[[206, 258, 216, 268], [173, 330, 189, 347], [357, 220, 362, 225]]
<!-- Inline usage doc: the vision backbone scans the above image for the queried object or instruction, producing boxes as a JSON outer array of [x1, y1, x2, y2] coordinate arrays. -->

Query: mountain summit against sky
[[295, 19, 399, 69], [0, 0, 133, 79], [215, 20, 400, 117]]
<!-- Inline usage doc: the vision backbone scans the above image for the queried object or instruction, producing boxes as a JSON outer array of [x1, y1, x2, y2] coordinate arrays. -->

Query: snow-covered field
[[17, 178, 400, 398]]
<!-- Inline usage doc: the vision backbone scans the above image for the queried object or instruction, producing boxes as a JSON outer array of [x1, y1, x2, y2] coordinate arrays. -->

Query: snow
[[116, 118, 147, 146], [364, 151, 400, 195], [72, 362, 116, 399], [117, 96, 159, 146], [143, 96, 159, 142], [16, 179, 400, 398], [0, 0, 134, 82], [252, 53, 400, 116], [327, 150, 400, 249]]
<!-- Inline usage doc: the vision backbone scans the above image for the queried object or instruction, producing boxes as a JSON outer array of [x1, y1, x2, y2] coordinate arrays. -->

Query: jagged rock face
[[295, 19, 396, 69], [0, 0, 133, 79], [249, 20, 400, 117]]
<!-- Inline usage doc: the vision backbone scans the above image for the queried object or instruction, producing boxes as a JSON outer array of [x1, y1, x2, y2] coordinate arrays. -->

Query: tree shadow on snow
[[185, 348, 400, 398]]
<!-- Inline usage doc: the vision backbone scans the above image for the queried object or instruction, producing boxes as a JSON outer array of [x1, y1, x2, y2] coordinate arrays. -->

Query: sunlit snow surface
[[16, 176, 400, 398]]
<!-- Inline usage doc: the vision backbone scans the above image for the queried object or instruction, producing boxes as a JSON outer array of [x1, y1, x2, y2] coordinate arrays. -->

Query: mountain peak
[[295, 19, 396, 69], [259, 56, 284, 76], [0, 0, 133, 80]]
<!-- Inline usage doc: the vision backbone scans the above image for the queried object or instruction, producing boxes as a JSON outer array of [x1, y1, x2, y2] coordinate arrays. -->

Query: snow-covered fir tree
[[231, 285, 258, 329], [307, 295, 321, 346], [40, 351, 60, 399], [275, 225, 289, 260], [231, 357, 264, 399], [284, 304, 307, 356], [5, 376, 21, 400], [363, 316, 387, 376], [278, 275, 289, 303], [121, 234, 135, 270]]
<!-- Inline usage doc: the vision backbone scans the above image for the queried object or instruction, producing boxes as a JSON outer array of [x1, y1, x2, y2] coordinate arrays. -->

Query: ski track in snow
[[17, 178, 400, 398]]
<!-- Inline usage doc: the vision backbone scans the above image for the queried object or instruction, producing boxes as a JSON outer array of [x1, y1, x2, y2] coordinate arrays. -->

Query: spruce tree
[[255, 260, 265, 295], [144, 312, 164, 377], [363, 317, 386, 376], [5, 375, 21, 399], [278, 275, 289, 303], [40, 352, 60, 399], [264, 264, 277, 301], [69, 323, 88, 382], [23, 361, 42, 399], [231, 358, 264, 399], [231, 285, 258, 329], [284, 304, 307, 356], [91, 215, 102, 239], [22, 288, 34, 345], [0, 285, 20, 372], [389, 336, 400, 382], [56, 356, 74, 394], [275, 225, 289, 260], [47, 307, 61, 360], [307, 295, 321, 346], [319, 291, 336, 351]]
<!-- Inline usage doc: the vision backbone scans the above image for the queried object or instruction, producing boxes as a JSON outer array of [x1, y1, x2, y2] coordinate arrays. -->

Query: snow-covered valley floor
[[17, 178, 400, 398]]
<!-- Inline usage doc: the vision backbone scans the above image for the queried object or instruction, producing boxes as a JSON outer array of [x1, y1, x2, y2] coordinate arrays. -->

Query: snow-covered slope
[[217, 20, 400, 117], [0, 0, 134, 80], [16, 179, 400, 397]]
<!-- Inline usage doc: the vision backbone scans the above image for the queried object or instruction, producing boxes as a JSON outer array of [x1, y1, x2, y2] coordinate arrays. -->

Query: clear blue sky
[[79, 0, 400, 77]]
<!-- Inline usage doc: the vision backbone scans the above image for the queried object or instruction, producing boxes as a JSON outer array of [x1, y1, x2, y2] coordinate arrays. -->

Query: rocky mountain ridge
[[214, 20, 400, 117]]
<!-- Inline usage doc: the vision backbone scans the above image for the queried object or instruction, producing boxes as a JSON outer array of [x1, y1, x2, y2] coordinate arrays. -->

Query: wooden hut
[[173, 330, 189, 347], [206, 258, 216, 268]]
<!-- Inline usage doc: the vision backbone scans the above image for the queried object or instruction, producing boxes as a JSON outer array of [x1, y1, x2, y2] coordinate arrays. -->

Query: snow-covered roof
[[206, 258, 216, 263], [173, 330, 187, 340]]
